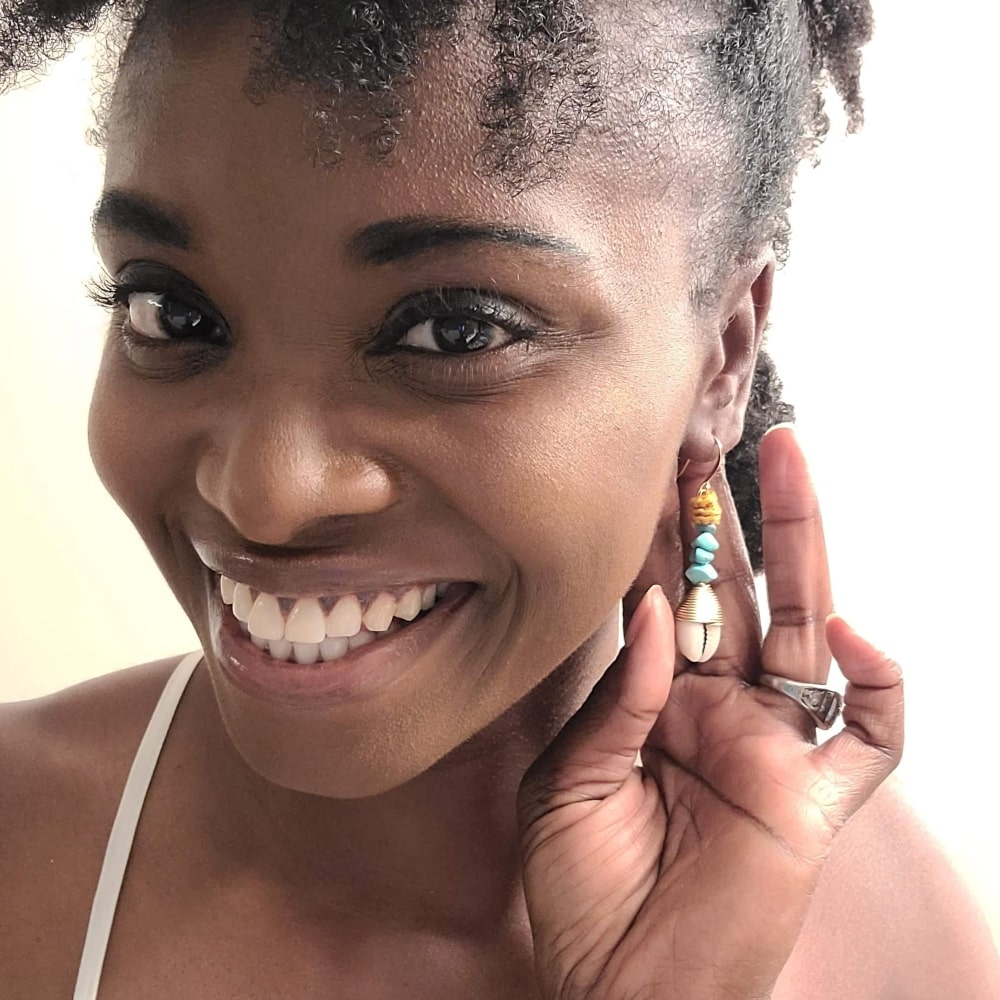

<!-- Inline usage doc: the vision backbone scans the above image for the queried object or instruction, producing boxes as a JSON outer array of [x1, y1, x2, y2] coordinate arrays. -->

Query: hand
[[517, 427, 904, 1000]]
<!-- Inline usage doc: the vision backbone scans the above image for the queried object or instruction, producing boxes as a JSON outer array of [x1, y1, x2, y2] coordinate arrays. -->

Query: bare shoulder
[[779, 777, 1000, 1000], [0, 656, 192, 992], [0, 655, 186, 804]]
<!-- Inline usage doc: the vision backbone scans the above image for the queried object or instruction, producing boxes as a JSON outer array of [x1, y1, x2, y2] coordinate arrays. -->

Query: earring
[[675, 437, 724, 663]]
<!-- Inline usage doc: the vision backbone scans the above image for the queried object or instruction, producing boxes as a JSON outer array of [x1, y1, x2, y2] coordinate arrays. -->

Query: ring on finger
[[757, 674, 844, 730]]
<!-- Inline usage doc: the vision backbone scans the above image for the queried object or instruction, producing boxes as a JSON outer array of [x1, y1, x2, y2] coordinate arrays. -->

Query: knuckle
[[769, 603, 823, 628], [762, 510, 822, 529]]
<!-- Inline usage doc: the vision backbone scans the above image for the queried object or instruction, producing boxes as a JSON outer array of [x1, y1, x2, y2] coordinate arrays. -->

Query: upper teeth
[[220, 576, 449, 645]]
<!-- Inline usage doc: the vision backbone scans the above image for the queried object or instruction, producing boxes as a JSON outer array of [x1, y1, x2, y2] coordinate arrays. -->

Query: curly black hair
[[0, 0, 873, 569]]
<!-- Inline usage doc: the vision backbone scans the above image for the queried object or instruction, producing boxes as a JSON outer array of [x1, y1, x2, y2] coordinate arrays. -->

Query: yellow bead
[[690, 487, 721, 525]]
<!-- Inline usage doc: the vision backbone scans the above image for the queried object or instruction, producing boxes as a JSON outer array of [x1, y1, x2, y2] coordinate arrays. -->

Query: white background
[[1, 2, 997, 943]]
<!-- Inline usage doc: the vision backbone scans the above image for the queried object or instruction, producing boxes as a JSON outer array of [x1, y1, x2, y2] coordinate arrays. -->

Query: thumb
[[811, 613, 904, 820], [518, 586, 675, 828]]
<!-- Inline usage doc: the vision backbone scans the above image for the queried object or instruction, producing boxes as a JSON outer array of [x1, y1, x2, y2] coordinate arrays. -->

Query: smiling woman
[[1, 1, 998, 999]]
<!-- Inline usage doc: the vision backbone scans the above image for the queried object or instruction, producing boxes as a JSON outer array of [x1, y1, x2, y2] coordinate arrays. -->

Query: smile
[[219, 576, 453, 665]]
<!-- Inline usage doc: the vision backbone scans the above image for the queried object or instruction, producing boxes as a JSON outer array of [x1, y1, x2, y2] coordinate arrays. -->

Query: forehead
[[102, 11, 692, 297]]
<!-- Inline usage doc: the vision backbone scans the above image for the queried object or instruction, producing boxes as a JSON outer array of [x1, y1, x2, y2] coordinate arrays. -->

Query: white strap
[[73, 651, 202, 1000]]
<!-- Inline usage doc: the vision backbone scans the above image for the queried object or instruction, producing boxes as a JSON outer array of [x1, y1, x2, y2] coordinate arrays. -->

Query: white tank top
[[72, 651, 202, 1000]]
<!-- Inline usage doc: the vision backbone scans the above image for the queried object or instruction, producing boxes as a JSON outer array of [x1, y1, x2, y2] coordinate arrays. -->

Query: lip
[[208, 575, 476, 707], [192, 540, 454, 599]]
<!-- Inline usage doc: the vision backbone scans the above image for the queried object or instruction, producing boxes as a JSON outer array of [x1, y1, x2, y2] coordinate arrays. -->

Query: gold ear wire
[[676, 436, 723, 485], [700, 436, 724, 491]]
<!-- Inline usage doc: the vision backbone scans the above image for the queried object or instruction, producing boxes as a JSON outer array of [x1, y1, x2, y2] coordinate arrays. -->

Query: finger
[[812, 614, 904, 819], [759, 425, 834, 685], [622, 493, 687, 649], [518, 586, 674, 827], [677, 460, 761, 680]]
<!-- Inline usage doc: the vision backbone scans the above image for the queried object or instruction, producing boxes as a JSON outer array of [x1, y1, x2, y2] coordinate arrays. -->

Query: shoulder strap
[[73, 651, 202, 1000]]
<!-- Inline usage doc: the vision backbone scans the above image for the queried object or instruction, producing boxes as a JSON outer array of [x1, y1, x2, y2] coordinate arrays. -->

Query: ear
[[683, 249, 775, 462], [621, 251, 775, 629]]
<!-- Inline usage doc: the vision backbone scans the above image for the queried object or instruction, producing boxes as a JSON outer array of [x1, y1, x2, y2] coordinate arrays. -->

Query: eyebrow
[[91, 190, 192, 249], [91, 192, 585, 265], [347, 216, 586, 265]]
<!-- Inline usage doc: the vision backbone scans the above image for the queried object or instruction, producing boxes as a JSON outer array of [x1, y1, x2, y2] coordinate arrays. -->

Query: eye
[[87, 268, 227, 351], [375, 288, 541, 359], [399, 316, 512, 354], [126, 291, 219, 342]]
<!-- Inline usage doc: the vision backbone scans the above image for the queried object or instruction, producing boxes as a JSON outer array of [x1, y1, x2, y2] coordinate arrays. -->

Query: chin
[[207, 670, 456, 798]]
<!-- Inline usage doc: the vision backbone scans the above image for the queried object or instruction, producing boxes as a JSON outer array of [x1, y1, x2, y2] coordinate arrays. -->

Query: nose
[[195, 397, 399, 546]]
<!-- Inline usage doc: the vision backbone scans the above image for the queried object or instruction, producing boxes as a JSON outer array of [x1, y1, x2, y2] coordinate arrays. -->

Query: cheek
[[89, 356, 144, 518], [87, 351, 197, 595], [89, 341, 206, 501], [424, 345, 693, 677]]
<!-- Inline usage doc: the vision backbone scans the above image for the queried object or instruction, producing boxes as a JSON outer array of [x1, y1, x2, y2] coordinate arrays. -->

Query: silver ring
[[758, 674, 844, 730]]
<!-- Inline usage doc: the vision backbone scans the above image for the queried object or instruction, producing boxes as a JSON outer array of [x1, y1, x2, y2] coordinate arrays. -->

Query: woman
[[0, 1, 996, 997]]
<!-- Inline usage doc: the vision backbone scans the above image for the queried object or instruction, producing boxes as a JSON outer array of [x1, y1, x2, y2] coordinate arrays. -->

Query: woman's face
[[89, 14, 721, 797]]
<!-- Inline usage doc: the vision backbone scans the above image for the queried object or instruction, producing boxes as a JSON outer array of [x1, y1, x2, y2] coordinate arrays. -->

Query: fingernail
[[625, 584, 663, 648], [762, 421, 796, 438], [826, 611, 854, 633]]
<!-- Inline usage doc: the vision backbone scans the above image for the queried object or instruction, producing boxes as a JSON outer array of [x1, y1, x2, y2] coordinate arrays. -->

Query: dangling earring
[[675, 437, 724, 663]]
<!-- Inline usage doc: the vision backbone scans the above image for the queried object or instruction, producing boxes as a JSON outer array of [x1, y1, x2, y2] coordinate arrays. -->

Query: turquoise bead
[[692, 548, 715, 565], [685, 564, 718, 584], [698, 523, 717, 535], [694, 531, 720, 552]]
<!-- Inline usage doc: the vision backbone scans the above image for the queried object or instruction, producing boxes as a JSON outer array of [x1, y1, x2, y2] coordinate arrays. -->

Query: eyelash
[[86, 270, 544, 361], [373, 288, 542, 356], [87, 271, 225, 356]]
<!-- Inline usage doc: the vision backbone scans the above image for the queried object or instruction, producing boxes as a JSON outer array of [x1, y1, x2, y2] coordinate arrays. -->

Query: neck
[[191, 616, 621, 935]]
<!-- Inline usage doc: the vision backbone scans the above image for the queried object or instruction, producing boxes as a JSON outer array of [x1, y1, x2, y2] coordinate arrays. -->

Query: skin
[[1, 10, 998, 1000]]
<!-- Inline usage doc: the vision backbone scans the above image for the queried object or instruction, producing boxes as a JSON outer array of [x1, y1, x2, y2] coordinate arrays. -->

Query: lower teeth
[[245, 618, 409, 664]]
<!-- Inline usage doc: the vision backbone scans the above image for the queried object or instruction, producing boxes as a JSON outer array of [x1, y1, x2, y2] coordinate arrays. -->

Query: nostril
[[195, 442, 398, 546]]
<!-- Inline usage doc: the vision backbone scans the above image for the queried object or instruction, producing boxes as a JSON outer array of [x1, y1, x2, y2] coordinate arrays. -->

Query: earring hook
[[701, 436, 724, 490], [676, 436, 724, 485]]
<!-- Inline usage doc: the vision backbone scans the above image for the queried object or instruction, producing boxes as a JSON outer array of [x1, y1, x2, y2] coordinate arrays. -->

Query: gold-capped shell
[[676, 584, 723, 662], [675, 583, 723, 625]]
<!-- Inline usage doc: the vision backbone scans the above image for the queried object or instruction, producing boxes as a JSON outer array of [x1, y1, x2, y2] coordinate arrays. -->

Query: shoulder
[[0, 654, 190, 862], [780, 777, 1000, 999], [0, 656, 193, 994], [0, 655, 187, 803]]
